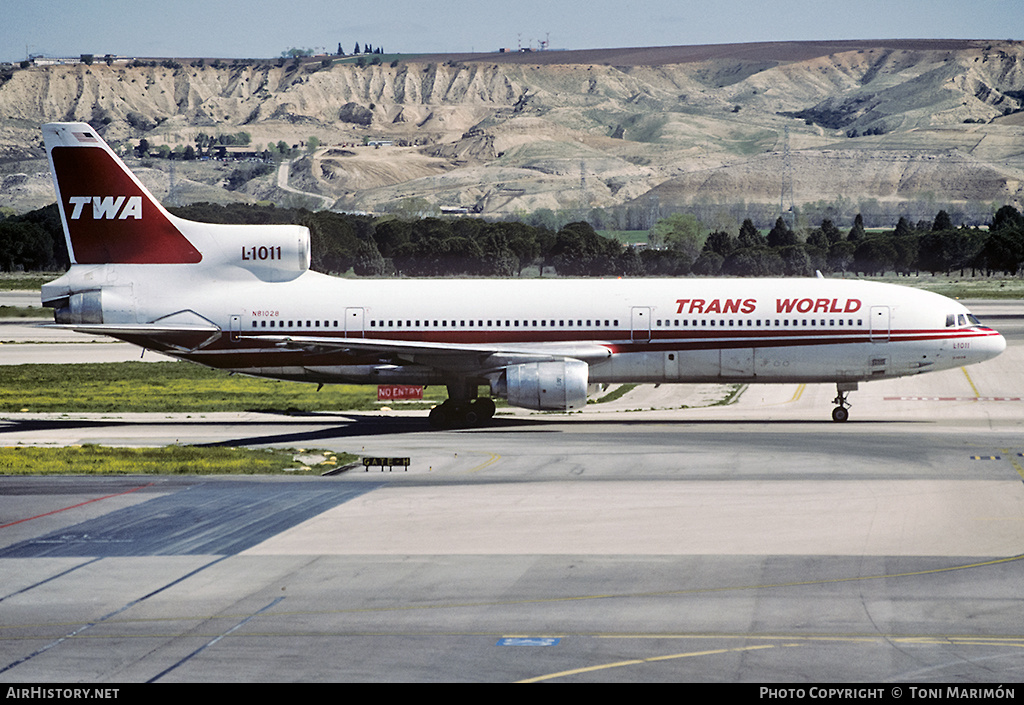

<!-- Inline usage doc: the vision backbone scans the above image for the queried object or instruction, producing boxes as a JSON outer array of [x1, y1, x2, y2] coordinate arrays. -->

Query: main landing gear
[[428, 397, 496, 429], [428, 382, 496, 429], [831, 381, 858, 422]]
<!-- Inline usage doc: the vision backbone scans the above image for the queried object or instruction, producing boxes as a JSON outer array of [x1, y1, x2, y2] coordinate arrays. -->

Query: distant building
[[29, 56, 81, 66], [28, 54, 131, 66]]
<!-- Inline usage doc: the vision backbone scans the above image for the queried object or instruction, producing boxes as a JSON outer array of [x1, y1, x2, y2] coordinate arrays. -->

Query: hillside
[[1, 39, 1023, 225]]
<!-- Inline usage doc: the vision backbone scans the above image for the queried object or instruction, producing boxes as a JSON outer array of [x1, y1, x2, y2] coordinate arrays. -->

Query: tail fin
[[44, 122, 202, 265]]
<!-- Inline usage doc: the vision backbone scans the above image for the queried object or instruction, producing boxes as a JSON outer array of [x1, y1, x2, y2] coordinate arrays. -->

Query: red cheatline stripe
[[0, 482, 156, 530]]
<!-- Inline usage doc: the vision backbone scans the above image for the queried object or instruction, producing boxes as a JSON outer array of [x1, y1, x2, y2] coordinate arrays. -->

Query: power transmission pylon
[[780, 125, 795, 227]]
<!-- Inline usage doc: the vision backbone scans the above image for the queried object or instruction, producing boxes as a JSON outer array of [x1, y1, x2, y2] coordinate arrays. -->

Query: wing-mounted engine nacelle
[[491, 359, 590, 411]]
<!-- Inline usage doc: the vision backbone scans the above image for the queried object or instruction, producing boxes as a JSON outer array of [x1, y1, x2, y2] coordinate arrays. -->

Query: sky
[[3, 0, 1022, 62]]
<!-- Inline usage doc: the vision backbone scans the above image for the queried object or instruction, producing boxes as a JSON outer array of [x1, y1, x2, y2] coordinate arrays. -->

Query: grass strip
[[0, 444, 358, 475], [0, 306, 46, 318], [590, 383, 637, 404], [0, 361, 448, 413]]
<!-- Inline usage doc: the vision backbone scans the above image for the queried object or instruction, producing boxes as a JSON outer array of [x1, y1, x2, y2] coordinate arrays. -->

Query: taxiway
[[0, 301, 1021, 682]]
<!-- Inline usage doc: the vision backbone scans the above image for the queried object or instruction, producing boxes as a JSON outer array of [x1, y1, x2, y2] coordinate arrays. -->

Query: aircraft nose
[[977, 329, 1006, 361]]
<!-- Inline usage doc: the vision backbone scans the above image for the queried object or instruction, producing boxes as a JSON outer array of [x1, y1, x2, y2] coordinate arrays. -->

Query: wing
[[242, 333, 612, 373]]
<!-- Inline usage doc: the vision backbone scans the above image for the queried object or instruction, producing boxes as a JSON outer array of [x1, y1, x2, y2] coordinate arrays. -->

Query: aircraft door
[[721, 348, 754, 377], [345, 307, 365, 338], [870, 306, 890, 343], [631, 307, 651, 342]]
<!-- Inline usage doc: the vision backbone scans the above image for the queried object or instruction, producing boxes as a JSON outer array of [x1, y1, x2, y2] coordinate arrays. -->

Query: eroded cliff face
[[2, 40, 1023, 218]]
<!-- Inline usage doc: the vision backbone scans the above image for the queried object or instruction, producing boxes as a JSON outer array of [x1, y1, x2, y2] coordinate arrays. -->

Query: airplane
[[39, 122, 1006, 427]]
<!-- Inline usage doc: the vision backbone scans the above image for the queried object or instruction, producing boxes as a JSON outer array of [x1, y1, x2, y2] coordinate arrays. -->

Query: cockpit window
[[957, 314, 967, 327], [946, 314, 955, 327], [967, 313, 981, 326]]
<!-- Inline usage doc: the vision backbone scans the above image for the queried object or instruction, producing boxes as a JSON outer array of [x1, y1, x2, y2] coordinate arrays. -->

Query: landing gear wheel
[[462, 406, 480, 426], [472, 397, 496, 421], [830, 382, 855, 423], [428, 397, 496, 430], [428, 404, 454, 430]]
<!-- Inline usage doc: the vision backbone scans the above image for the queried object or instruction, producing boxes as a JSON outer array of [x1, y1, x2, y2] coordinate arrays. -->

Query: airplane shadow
[[0, 411, 921, 451]]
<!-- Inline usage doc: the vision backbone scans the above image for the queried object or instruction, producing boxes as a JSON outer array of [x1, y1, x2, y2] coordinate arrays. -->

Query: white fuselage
[[50, 264, 1006, 388]]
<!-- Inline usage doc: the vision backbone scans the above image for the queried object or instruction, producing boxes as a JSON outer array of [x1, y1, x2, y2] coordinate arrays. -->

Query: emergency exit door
[[631, 307, 651, 342], [345, 307, 365, 337], [870, 306, 890, 343]]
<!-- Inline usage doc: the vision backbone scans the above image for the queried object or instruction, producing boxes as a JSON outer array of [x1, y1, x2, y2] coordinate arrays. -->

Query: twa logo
[[68, 196, 143, 220]]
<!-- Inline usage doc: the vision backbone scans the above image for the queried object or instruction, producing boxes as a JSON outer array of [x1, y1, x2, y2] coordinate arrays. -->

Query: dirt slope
[[1, 39, 1022, 219]]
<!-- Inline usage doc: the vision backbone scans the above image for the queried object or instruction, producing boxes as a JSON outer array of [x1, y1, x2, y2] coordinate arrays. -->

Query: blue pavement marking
[[0, 481, 382, 558], [497, 637, 561, 646]]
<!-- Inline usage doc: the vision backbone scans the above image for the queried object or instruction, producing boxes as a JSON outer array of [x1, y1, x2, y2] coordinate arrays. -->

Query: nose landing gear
[[831, 381, 858, 422]]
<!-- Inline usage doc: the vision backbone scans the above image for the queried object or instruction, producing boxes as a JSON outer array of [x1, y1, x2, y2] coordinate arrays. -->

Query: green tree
[[827, 240, 856, 274], [778, 244, 812, 276], [766, 217, 797, 248], [737, 219, 764, 249], [847, 213, 866, 242], [854, 237, 898, 275], [977, 230, 1024, 274], [0, 220, 56, 271], [651, 213, 705, 268], [722, 247, 784, 276], [991, 205, 1023, 232], [549, 222, 619, 276], [703, 230, 736, 257], [932, 210, 953, 232], [894, 216, 914, 239], [691, 251, 724, 276]]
